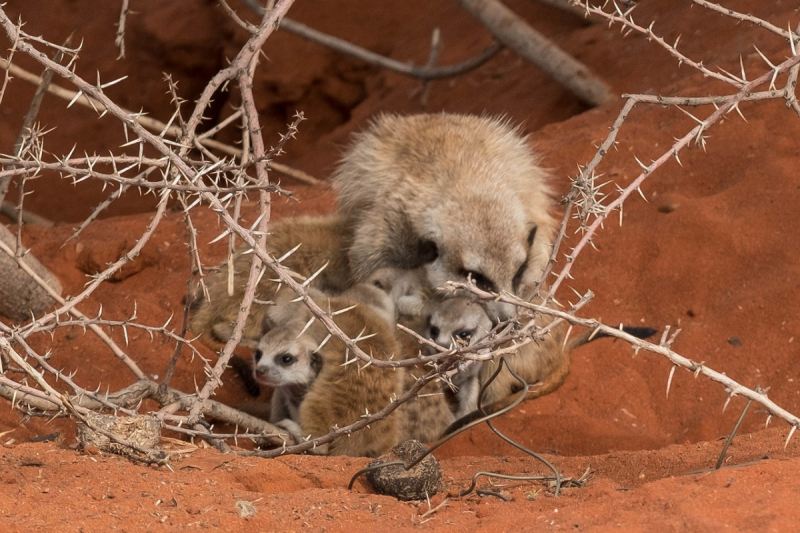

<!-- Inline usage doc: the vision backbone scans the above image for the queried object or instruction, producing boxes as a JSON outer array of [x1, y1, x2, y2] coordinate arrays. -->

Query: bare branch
[[241, 0, 503, 81], [455, 0, 611, 106], [115, 0, 130, 59]]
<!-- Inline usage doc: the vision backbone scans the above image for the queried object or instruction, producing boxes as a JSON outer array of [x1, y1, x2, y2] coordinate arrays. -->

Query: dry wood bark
[[0, 224, 61, 320], [454, 0, 611, 106]]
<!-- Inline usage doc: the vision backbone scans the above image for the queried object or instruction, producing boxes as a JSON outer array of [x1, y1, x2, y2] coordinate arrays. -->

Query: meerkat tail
[[564, 325, 658, 352], [441, 324, 658, 436]]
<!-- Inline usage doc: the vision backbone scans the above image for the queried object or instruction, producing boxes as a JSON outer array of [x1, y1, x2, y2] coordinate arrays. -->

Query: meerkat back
[[298, 301, 405, 457], [189, 214, 354, 343]]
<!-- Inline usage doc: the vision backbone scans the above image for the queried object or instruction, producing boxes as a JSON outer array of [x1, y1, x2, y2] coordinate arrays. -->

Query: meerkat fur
[[362, 267, 455, 442], [333, 113, 556, 322], [296, 297, 406, 457], [426, 296, 495, 419], [189, 214, 354, 344], [393, 312, 456, 443], [236, 275, 405, 456]]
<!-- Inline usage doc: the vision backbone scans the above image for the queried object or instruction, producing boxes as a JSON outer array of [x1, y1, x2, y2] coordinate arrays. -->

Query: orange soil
[[1, 0, 799, 530]]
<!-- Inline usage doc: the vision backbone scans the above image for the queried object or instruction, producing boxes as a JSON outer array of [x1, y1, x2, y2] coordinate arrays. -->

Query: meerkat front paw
[[274, 418, 304, 442]]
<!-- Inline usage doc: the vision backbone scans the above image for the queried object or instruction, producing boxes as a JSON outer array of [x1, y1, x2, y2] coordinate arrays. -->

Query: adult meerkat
[[190, 214, 354, 343], [333, 113, 556, 322]]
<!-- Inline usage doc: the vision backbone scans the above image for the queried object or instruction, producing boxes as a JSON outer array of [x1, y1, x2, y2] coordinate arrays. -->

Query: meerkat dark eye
[[254, 349, 263, 363], [417, 239, 439, 264], [430, 326, 440, 339], [512, 260, 528, 293], [372, 279, 385, 290], [275, 353, 296, 367], [457, 330, 472, 342], [527, 225, 538, 247], [459, 269, 496, 293]]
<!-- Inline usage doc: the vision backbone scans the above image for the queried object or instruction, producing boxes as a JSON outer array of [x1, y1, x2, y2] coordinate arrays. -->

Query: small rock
[[365, 440, 443, 501], [236, 500, 257, 518], [76, 413, 161, 458], [728, 337, 743, 348]]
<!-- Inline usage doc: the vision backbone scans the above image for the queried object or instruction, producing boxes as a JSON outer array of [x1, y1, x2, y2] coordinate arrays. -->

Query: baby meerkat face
[[427, 297, 494, 350], [252, 325, 320, 388]]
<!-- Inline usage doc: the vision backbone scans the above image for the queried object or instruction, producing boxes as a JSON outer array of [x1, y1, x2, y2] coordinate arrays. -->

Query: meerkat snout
[[253, 350, 298, 380]]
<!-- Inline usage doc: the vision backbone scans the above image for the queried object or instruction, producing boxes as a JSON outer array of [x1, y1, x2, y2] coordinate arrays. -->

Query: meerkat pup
[[429, 298, 657, 432], [426, 296, 494, 419], [393, 312, 456, 443], [332, 113, 556, 322], [366, 267, 456, 442], [293, 294, 405, 457], [244, 277, 406, 456], [189, 214, 354, 343], [250, 268, 452, 445]]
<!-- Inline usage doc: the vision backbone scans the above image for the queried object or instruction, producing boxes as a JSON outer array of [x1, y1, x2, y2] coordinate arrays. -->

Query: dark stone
[[365, 439, 443, 501]]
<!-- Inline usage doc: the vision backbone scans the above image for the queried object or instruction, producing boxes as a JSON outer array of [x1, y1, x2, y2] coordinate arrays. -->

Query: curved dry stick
[[240, 0, 504, 81], [241, 366, 438, 458], [0, 375, 293, 447], [691, 0, 797, 40], [280, 18, 503, 81], [0, 237, 147, 380], [532, 0, 589, 19], [453, 282, 800, 434], [115, 0, 130, 59], [0, 338, 166, 461], [454, 0, 611, 106]]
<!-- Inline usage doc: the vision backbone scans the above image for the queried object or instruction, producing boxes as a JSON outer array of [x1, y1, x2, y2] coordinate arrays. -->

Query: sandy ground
[[0, 0, 799, 530]]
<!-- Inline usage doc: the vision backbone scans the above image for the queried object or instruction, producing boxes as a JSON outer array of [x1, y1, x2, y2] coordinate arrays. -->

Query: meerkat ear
[[527, 225, 538, 247]]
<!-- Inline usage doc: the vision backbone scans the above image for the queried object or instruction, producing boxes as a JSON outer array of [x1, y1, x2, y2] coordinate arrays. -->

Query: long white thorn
[[785, 425, 797, 450], [666, 366, 676, 399]]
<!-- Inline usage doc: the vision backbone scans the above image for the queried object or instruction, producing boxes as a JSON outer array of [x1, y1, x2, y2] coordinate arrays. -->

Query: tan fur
[[189, 214, 354, 343], [332, 113, 556, 321], [298, 300, 405, 457], [251, 281, 394, 424], [366, 267, 455, 443], [478, 317, 570, 405]]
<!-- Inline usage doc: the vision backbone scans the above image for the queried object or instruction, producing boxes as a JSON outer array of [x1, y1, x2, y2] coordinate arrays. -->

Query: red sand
[[1, 0, 800, 530]]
